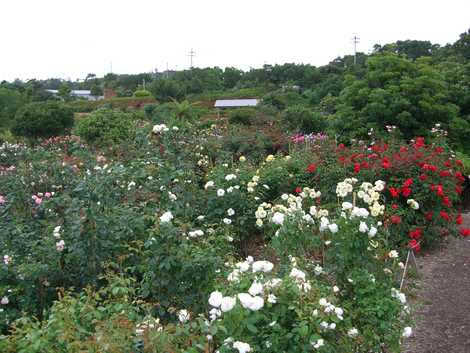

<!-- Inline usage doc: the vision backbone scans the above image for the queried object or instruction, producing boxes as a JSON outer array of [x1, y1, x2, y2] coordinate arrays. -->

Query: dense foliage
[[11, 102, 73, 139], [75, 108, 138, 144], [0, 113, 468, 351]]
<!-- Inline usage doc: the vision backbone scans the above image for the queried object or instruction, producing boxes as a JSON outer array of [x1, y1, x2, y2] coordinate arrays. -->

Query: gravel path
[[402, 213, 470, 353]]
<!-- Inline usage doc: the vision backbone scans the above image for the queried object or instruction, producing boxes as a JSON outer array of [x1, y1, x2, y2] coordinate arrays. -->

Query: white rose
[[177, 309, 190, 323], [248, 281, 263, 296], [160, 211, 173, 223], [208, 291, 223, 307], [271, 212, 285, 225], [220, 296, 236, 312]]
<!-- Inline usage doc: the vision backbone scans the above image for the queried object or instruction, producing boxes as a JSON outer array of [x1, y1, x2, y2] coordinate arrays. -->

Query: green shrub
[[262, 90, 307, 111], [282, 105, 327, 133], [133, 89, 152, 97], [143, 103, 159, 118], [11, 102, 74, 139], [0, 87, 24, 131], [75, 108, 136, 144], [228, 108, 256, 125]]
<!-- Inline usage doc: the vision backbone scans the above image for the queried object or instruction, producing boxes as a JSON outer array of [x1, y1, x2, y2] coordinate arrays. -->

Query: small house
[[214, 99, 259, 108]]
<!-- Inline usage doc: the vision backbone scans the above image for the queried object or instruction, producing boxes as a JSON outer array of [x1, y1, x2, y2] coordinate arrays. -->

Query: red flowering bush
[[292, 135, 466, 250]]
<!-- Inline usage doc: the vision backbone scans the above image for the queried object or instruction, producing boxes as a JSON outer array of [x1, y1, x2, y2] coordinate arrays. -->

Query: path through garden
[[402, 213, 470, 353]]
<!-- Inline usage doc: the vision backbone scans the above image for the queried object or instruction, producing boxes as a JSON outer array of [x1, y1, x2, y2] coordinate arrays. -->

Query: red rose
[[389, 187, 400, 198], [422, 164, 437, 172], [440, 210, 451, 222], [392, 204, 398, 209], [409, 228, 423, 239], [419, 174, 428, 181], [295, 187, 302, 194], [436, 184, 444, 197], [414, 137, 425, 149], [456, 159, 463, 167], [456, 186, 462, 194], [391, 215, 402, 224], [455, 171, 465, 182], [440, 170, 451, 177], [456, 214, 463, 225], [306, 163, 317, 173], [382, 157, 391, 169], [408, 239, 421, 252], [354, 163, 361, 174], [435, 147, 444, 154], [401, 187, 412, 197], [460, 229, 470, 237], [442, 196, 451, 207], [403, 178, 413, 188]]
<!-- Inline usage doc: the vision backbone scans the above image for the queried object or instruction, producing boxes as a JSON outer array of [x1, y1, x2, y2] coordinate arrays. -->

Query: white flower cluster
[[188, 229, 204, 238], [338, 179, 385, 217], [152, 124, 169, 134], [247, 175, 260, 193], [227, 257, 274, 283], [197, 154, 210, 167], [430, 123, 447, 136], [391, 288, 407, 305], [53, 225, 65, 252], [255, 188, 326, 228], [220, 339, 251, 353], [177, 309, 190, 323], [209, 258, 282, 320], [135, 317, 162, 336], [356, 181, 385, 217], [336, 178, 357, 197], [407, 199, 419, 210], [160, 211, 173, 223], [3, 254, 11, 265]]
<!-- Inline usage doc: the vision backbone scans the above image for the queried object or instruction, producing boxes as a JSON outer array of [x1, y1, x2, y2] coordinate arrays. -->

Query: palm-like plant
[[168, 99, 197, 121]]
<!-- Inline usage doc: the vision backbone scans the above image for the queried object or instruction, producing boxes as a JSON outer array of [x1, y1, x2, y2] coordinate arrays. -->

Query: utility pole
[[188, 48, 195, 69], [352, 35, 360, 65]]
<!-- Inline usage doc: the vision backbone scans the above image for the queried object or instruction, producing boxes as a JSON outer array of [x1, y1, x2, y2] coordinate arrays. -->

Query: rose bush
[[0, 118, 466, 351]]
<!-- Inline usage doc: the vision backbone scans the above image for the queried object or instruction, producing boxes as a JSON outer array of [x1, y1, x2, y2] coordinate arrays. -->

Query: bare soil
[[402, 213, 470, 353]]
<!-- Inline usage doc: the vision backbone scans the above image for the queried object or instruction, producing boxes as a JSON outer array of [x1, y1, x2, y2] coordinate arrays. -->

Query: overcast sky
[[0, 0, 469, 81]]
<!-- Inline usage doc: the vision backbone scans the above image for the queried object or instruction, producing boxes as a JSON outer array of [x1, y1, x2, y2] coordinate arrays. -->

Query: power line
[[352, 35, 360, 65], [188, 48, 195, 69]]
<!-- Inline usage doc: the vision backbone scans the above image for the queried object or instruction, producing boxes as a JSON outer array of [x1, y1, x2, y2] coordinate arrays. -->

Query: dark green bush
[[11, 102, 74, 139], [221, 126, 275, 161], [228, 108, 256, 125], [143, 103, 159, 118], [75, 108, 136, 144], [282, 105, 327, 133]]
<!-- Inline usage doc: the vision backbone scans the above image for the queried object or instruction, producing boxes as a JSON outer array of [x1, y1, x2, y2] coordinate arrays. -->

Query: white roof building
[[46, 89, 103, 101], [214, 99, 259, 108]]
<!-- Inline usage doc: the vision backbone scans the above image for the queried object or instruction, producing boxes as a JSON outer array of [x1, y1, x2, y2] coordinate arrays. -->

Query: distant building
[[46, 89, 103, 101], [214, 99, 259, 108]]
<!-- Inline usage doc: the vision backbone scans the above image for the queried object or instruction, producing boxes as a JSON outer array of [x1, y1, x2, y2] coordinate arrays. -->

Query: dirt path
[[402, 213, 470, 353]]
